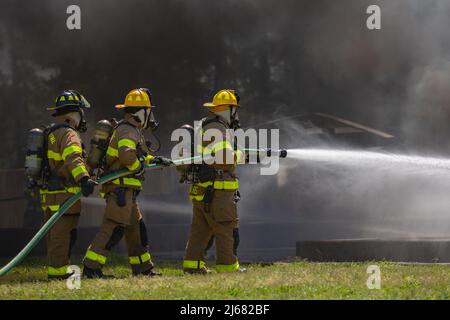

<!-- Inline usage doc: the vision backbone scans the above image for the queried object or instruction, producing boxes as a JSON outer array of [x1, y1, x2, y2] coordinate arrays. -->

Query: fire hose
[[0, 148, 287, 278]]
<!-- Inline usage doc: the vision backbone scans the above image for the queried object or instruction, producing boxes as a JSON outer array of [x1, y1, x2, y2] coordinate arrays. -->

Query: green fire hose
[[0, 148, 287, 278], [0, 156, 202, 278]]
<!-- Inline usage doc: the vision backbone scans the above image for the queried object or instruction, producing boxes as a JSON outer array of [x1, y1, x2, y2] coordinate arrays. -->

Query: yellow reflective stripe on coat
[[48, 205, 61, 212], [62, 145, 82, 160], [47, 150, 62, 161], [189, 194, 204, 201], [216, 261, 239, 272], [85, 249, 107, 265], [112, 177, 142, 187], [197, 145, 205, 154], [196, 180, 239, 190], [48, 265, 69, 276], [129, 252, 151, 265], [145, 154, 155, 163], [211, 140, 233, 153], [127, 159, 141, 171], [118, 138, 137, 149], [40, 186, 81, 195], [106, 146, 118, 158], [71, 165, 88, 179], [183, 260, 206, 269], [235, 149, 244, 163]]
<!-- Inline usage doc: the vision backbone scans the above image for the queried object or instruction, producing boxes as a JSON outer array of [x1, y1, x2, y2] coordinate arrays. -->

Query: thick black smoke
[[1, 0, 450, 167]]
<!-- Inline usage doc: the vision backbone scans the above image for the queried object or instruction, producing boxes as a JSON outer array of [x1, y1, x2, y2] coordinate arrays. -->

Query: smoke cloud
[[2, 1, 450, 252]]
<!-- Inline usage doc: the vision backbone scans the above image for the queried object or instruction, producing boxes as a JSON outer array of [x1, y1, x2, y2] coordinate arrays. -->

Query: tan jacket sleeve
[[116, 125, 141, 172], [60, 128, 89, 183]]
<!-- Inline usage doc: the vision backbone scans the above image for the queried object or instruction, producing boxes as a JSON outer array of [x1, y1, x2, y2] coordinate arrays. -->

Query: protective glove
[[152, 156, 174, 167], [80, 176, 98, 197]]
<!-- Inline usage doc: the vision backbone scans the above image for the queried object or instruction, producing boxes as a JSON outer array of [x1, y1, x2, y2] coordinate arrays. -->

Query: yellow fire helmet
[[115, 88, 154, 109], [203, 89, 240, 112]]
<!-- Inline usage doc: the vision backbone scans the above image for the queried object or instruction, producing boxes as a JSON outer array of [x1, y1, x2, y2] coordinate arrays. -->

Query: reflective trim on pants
[[129, 252, 151, 265], [84, 248, 107, 265], [183, 260, 206, 270], [48, 265, 69, 276], [216, 261, 239, 273]]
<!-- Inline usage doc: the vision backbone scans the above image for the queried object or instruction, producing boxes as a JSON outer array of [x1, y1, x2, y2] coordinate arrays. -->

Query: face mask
[[214, 110, 232, 126], [133, 109, 148, 128], [133, 108, 158, 130]]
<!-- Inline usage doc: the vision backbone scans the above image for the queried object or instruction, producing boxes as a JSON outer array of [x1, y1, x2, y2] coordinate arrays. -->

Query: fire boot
[[82, 266, 115, 279], [183, 267, 212, 275], [133, 269, 162, 277], [48, 272, 75, 281]]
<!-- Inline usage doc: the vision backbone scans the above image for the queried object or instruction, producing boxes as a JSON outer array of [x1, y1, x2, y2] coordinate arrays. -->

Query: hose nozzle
[[265, 148, 287, 158]]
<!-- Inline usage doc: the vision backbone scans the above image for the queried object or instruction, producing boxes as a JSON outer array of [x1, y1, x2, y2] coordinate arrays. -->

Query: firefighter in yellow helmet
[[181, 89, 246, 274], [82, 88, 172, 278], [42, 90, 97, 280]]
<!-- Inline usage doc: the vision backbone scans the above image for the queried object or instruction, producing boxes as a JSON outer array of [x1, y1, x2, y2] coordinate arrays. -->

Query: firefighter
[[182, 89, 245, 274], [42, 90, 97, 280], [82, 88, 172, 278]]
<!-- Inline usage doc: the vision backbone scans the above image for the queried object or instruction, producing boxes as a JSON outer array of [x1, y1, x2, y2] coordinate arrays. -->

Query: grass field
[[1, 256, 449, 299]]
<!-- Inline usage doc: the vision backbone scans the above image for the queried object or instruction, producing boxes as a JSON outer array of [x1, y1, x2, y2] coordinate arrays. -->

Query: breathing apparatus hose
[[0, 148, 287, 278]]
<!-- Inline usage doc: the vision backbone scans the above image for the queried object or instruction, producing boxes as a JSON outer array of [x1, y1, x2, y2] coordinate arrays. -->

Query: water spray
[[245, 148, 288, 159]]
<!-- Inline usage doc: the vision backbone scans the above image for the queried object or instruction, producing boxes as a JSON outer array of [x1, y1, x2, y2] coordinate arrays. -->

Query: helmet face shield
[[79, 94, 91, 109]]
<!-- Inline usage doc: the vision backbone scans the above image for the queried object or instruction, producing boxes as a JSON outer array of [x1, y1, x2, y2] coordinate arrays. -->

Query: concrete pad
[[296, 238, 450, 262]]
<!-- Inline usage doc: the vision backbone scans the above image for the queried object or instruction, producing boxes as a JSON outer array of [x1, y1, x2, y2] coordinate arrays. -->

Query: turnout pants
[[83, 189, 153, 274], [42, 193, 81, 277], [183, 190, 240, 272], [44, 210, 79, 276]]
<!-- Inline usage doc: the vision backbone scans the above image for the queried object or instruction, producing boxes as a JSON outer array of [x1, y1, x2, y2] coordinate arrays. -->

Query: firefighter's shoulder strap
[[201, 116, 229, 130], [197, 116, 229, 152], [113, 120, 142, 145], [114, 119, 140, 133], [113, 119, 145, 154]]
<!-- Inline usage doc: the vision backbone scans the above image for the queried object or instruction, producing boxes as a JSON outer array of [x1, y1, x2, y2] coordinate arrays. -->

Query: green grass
[[1, 256, 449, 299]]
